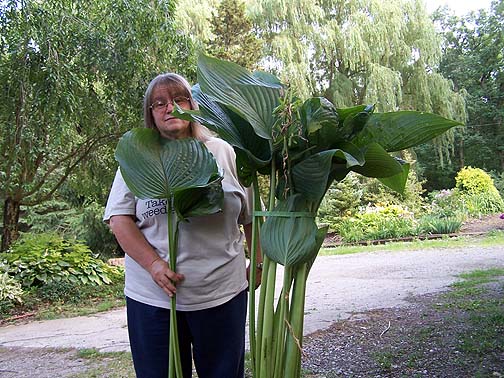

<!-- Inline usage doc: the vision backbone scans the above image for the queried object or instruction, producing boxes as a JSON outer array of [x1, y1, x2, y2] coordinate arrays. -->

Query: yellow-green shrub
[[455, 167, 504, 216]]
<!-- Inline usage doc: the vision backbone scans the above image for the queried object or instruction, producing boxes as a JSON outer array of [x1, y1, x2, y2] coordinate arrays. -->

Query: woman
[[104, 73, 262, 378]]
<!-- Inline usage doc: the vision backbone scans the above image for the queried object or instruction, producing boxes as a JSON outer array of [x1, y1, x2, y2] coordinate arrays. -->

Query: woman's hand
[[148, 258, 185, 297], [109, 215, 185, 298]]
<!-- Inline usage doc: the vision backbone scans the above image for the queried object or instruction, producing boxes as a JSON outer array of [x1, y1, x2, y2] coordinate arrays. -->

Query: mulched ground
[[302, 281, 504, 378]]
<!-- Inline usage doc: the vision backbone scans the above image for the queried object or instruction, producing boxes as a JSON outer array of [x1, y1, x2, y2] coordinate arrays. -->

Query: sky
[[424, 0, 493, 15]]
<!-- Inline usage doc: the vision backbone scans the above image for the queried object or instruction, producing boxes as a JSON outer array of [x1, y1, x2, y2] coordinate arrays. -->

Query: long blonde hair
[[143, 73, 213, 142]]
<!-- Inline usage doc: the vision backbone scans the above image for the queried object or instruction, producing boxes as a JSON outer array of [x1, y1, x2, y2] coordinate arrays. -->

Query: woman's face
[[150, 84, 192, 140]]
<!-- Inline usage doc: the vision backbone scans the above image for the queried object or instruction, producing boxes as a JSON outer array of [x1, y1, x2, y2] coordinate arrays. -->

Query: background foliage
[[0, 0, 501, 263], [417, 1, 504, 189], [0, 0, 197, 251]]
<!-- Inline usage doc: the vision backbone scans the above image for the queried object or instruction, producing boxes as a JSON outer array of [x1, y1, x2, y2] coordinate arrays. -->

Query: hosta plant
[[0, 233, 122, 288], [114, 128, 224, 378], [172, 54, 461, 378]]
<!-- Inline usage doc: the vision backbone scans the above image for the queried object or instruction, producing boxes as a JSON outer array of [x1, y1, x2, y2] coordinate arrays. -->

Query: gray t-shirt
[[104, 137, 253, 311]]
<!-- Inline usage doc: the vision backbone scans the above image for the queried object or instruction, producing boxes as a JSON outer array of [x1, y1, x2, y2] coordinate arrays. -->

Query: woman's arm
[[244, 222, 262, 289], [109, 215, 184, 297]]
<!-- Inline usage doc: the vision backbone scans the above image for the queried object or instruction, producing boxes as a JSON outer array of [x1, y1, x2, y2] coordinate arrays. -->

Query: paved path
[[0, 244, 502, 352]]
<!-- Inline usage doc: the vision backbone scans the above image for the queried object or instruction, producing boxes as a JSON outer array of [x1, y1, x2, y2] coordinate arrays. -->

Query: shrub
[[429, 189, 467, 219], [0, 264, 25, 315], [336, 204, 416, 242], [318, 173, 362, 230], [24, 200, 120, 258], [360, 153, 426, 216], [455, 167, 504, 216], [417, 215, 462, 234], [490, 170, 504, 199], [35, 279, 123, 304], [0, 271, 24, 303], [464, 192, 504, 216], [0, 233, 124, 288], [456, 166, 498, 194]]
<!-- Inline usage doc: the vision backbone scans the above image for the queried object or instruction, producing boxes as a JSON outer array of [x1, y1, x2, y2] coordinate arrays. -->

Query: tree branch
[[20, 131, 122, 205]]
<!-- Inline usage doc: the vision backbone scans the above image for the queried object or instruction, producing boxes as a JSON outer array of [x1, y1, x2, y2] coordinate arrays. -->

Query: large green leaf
[[306, 103, 373, 151], [173, 86, 272, 186], [378, 163, 410, 194], [299, 97, 339, 135], [173, 173, 224, 220], [260, 195, 319, 267], [351, 143, 403, 178], [197, 54, 282, 140], [342, 105, 375, 140], [336, 105, 367, 121], [353, 111, 462, 152], [115, 128, 222, 207], [174, 87, 271, 166], [292, 148, 363, 202], [307, 225, 329, 273]]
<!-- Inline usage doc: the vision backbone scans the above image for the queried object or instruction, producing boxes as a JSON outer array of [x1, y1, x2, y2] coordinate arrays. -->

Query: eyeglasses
[[150, 96, 190, 113]]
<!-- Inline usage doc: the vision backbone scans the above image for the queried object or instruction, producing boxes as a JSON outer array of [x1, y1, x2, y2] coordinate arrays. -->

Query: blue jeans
[[126, 290, 247, 378]]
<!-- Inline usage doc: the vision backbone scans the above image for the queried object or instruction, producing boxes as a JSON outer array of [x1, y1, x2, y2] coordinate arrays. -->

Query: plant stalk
[[273, 265, 293, 376], [167, 198, 183, 378], [284, 262, 308, 378], [248, 173, 262, 375], [259, 259, 277, 378]]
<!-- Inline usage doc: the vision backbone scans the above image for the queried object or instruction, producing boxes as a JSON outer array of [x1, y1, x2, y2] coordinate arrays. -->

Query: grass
[[69, 349, 135, 378], [371, 349, 395, 372], [448, 271, 504, 365], [320, 230, 504, 256]]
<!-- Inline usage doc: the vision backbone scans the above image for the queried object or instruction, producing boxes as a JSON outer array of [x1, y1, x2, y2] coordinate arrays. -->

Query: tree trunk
[[2, 197, 21, 252], [458, 135, 465, 169]]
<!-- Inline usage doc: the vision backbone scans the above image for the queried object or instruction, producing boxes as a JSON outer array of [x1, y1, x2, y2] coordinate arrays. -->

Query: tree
[[175, 0, 221, 43], [435, 1, 504, 171], [0, 0, 197, 251], [208, 0, 263, 70], [245, 0, 465, 160], [415, 1, 504, 191]]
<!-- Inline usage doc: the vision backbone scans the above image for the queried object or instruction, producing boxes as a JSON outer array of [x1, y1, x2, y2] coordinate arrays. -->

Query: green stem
[[255, 255, 269, 377], [282, 136, 294, 196], [259, 259, 277, 378], [248, 173, 262, 375], [256, 157, 277, 378], [273, 265, 293, 377], [284, 263, 308, 378], [167, 198, 183, 378]]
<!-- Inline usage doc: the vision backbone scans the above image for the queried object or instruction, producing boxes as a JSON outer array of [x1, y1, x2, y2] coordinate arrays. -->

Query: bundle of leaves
[[336, 204, 417, 242], [172, 54, 460, 378], [455, 167, 504, 216], [0, 233, 123, 289]]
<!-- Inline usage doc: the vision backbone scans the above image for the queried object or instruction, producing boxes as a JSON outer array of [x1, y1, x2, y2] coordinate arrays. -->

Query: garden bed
[[323, 213, 504, 247]]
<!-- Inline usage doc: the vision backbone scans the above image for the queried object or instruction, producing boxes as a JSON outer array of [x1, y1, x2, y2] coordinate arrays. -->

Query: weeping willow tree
[[175, 0, 221, 43], [175, 0, 466, 161], [246, 0, 466, 160]]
